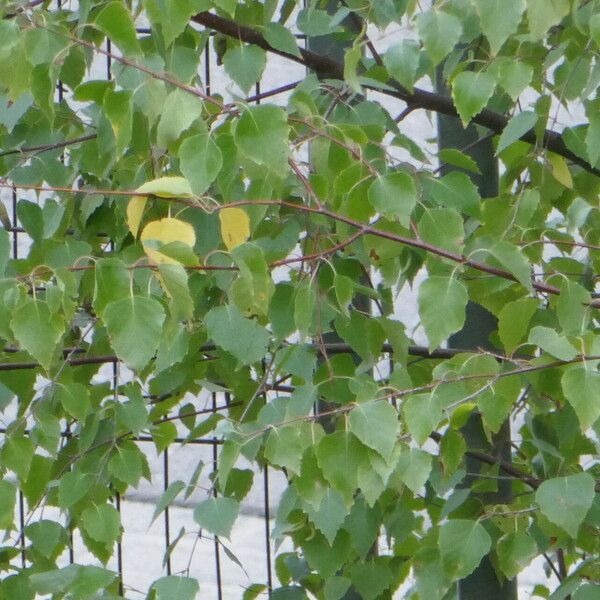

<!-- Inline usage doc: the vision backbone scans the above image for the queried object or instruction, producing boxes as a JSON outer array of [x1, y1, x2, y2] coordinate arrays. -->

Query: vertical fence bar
[[9, 182, 26, 568], [163, 449, 172, 576], [211, 392, 223, 600], [113, 361, 124, 595], [18, 492, 26, 568], [263, 466, 273, 593], [436, 53, 519, 600], [253, 80, 274, 595]]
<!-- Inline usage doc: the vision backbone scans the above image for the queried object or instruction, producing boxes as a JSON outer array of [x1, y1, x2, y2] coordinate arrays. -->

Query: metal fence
[[0, 7, 312, 596]]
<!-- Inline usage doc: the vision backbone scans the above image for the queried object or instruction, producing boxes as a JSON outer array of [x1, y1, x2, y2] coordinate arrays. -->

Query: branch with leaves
[[0, 2, 598, 599]]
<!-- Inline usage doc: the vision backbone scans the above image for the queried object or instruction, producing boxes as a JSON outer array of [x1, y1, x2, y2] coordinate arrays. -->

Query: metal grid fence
[[0, 5, 314, 596]]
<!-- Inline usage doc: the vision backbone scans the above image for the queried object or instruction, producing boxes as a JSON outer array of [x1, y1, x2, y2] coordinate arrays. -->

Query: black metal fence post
[[437, 76, 520, 600]]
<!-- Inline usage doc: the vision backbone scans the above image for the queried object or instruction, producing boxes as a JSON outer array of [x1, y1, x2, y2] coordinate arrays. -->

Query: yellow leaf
[[219, 207, 250, 251], [126, 196, 146, 238], [141, 217, 196, 264], [548, 153, 573, 189], [126, 176, 194, 238], [136, 176, 193, 198]]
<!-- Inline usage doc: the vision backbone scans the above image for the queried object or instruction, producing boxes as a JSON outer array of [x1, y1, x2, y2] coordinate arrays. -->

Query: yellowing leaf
[[127, 196, 146, 238], [219, 208, 250, 251], [548, 153, 573, 189], [126, 176, 194, 238], [136, 176, 193, 199], [141, 217, 196, 264]]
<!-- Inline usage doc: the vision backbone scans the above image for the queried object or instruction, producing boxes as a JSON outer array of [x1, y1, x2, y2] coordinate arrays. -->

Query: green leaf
[[342, 495, 380, 560], [157, 264, 194, 321], [17, 199, 43, 242], [527, 0, 571, 38], [486, 240, 532, 290], [495, 60, 533, 101], [367, 172, 417, 226], [496, 111, 537, 154], [498, 297, 538, 354], [395, 446, 432, 493], [103, 296, 166, 371], [104, 89, 132, 157], [234, 105, 290, 175], [144, 0, 210, 47], [422, 172, 481, 218], [136, 176, 194, 198], [402, 392, 442, 445], [439, 519, 491, 579], [349, 400, 399, 461], [496, 532, 537, 579], [344, 43, 363, 94], [585, 101, 600, 168], [562, 366, 600, 430], [0, 480, 16, 529], [324, 577, 351, 600], [592, 14, 600, 46], [418, 276, 468, 350], [265, 425, 312, 474], [418, 208, 464, 254], [231, 242, 275, 317], [58, 471, 91, 509], [528, 326, 578, 361], [156, 89, 203, 148], [108, 442, 145, 487], [264, 23, 301, 58], [383, 41, 420, 91], [574, 585, 600, 600], [81, 504, 121, 545], [26, 520, 68, 559], [556, 279, 590, 335], [11, 299, 64, 371], [95, 1, 141, 56], [297, 8, 335, 36], [535, 473, 595, 536], [452, 71, 496, 127], [316, 432, 363, 503], [30, 565, 116, 599], [179, 127, 223, 195], [417, 10, 462, 66], [304, 488, 347, 545], [473, 0, 525, 55], [294, 279, 315, 336], [438, 149, 481, 174], [193, 497, 239, 538], [151, 576, 199, 600], [349, 559, 395, 600], [2, 435, 33, 481], [151, 481, 186, 523], [213, 0, 236, 16], [55, 382, 91, 420], [92, 260, 129, 314], [223, 45, 267, 94], [205, 304, 270, 365]]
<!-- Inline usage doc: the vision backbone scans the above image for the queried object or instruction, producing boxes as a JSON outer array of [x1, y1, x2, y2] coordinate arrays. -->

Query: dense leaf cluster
[[0, 0, 599, 598]]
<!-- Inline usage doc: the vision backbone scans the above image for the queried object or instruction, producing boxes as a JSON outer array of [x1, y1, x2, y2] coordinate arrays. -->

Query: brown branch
[[0, 342, 488, 372], [0, 183, 577, 299], [0, 134, 96, 158], [429, 431, 542, 489], [191, 11, 600, 178]]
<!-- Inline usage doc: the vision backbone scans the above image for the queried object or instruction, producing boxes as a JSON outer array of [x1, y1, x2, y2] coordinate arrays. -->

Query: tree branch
[[429, 431, 542, 489], [0, 134, 96, 158], [191, 11, 600, 178], [0, 342, 486, 372]]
